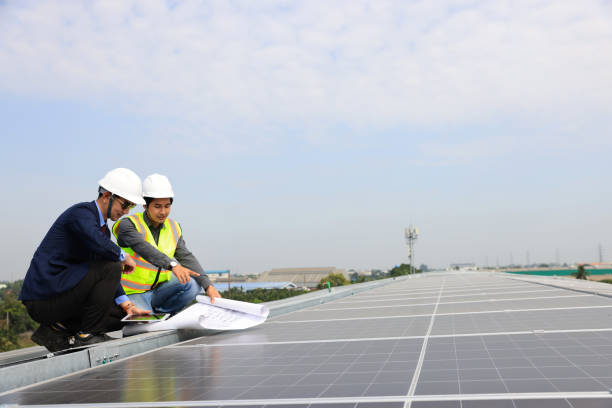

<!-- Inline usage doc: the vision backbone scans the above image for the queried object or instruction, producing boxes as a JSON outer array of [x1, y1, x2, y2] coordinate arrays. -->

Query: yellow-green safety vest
[[112, 212, 182, 295]]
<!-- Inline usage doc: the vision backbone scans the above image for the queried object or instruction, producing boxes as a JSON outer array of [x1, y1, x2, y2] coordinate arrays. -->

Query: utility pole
[[404, 226, 419, 274], [526, 251, 530, 267], [599, 243, 603, 263], [555, 248, 560, 265], [227, 270, 231, 297]]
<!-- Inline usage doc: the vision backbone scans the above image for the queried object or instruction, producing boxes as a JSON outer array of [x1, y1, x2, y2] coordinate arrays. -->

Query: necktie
[[101, 224, 107, 234]]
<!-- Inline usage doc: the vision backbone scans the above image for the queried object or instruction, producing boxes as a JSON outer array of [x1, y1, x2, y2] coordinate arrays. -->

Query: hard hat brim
[[121, 194, 146, 205], [99, 180, 146, 205]]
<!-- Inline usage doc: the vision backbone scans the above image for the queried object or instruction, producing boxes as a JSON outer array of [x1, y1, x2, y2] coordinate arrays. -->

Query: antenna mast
[[404, 226, 419, 274]]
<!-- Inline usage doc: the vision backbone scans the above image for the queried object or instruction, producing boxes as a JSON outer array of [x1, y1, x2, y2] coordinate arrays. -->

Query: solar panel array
[[2, 272, 612, 407]]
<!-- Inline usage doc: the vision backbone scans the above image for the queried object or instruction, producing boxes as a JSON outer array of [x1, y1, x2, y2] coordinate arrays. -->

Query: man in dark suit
[[20, 168, 151, 351]]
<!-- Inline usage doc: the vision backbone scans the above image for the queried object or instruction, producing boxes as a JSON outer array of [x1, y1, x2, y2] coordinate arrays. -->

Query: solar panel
[[1, 272, 611, 407]]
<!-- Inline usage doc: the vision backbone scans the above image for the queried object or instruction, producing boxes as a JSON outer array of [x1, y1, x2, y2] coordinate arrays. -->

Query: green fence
[[506, 268, 612, 276]]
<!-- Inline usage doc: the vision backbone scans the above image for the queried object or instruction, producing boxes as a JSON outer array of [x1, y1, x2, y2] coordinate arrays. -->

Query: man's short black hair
[[97, 186, 108, 199], [144, 197, 174, 206]]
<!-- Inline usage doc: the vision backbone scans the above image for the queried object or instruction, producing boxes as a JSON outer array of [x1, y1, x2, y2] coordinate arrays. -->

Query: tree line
[[221, 287, 309, 303], [318, 264, 421, 289], [0, 280, 39, 352]]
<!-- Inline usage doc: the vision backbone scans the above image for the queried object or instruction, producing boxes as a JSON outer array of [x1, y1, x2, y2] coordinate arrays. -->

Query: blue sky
[[2, 0, 612, 281]]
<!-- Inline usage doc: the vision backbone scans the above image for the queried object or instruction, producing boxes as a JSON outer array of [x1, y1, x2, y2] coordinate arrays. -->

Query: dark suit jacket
[[20, 201, 127, 301]]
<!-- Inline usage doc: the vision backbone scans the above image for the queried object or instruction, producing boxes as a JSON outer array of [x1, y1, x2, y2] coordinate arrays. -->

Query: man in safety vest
[[20, 168, 151, 352], [113, 173, 221, 315]]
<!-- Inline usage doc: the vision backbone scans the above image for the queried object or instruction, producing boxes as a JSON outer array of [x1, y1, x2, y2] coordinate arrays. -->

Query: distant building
[[588, 262, 612, 269], [448, 263, 478, 271], [348, 269, 381, 277], [258, 267, 347, 288], [204, 270, 230, 283]]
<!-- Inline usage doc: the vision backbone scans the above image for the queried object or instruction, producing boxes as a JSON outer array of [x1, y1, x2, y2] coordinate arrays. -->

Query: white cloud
[[0, 0, 611, 154]]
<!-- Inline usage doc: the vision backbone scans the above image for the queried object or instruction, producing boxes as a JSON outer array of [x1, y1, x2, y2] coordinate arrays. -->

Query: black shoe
[[70, 332, 110, 348], [49, 321, 73, 334], [31, 325, 71, 352]]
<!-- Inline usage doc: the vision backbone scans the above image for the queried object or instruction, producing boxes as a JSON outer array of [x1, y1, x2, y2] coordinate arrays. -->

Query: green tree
[[388, 264, 420, 277], [0, 328, 19, 352], [0, 280, 38, 351], [220, 287, 309, 303], [0, 293, 37, 334], [317, 273, 348, 289], [350, 272, 368, 284], [573, 264, 589, 280]]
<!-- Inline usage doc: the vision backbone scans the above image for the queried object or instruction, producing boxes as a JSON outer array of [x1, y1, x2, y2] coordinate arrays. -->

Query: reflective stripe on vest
[[112, 213, 182, 294]]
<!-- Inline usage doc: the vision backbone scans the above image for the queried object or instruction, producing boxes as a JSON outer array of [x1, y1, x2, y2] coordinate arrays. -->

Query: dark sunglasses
[[114, 195, 136, 210]]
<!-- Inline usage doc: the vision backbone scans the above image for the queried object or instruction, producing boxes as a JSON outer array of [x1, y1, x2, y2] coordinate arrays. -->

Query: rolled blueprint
[[123, 295, 269, 336], [195, 295, 269, 316]]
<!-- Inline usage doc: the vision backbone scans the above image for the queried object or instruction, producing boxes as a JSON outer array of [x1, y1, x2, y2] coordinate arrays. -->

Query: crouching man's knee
[[103, 261, 123, 281]]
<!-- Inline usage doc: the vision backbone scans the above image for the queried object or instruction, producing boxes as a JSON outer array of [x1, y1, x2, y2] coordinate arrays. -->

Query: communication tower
[[404, 226, 419, 274]]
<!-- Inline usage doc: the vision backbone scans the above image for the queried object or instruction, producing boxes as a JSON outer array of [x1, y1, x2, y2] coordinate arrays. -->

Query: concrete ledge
[[0, 330, 204, 393], [504, 273, 612, 299]]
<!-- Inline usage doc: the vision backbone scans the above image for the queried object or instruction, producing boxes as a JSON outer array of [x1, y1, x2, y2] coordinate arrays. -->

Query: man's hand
[[120, 301, 151, 316], [206, 285, 221, 304], [171, 264, 200, 285], [121, 257, 136, 274], [128, 306, 152, 316]]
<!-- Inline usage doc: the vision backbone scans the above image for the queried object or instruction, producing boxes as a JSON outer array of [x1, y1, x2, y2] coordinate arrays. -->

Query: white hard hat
[[98, 168, 146, 205], [142, 173, 174, 198]]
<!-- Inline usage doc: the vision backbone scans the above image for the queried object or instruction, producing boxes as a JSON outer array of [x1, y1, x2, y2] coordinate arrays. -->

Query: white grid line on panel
[[570, 331, 612, 371], [358, 284, 520, 296], [452, 329, 462, 406], [355, 283, 538, 299], [538, 332, 611, 390], [362, 336, 408, 398], [328, 288, 562, 306], [510, 334, 566, 393], [269, 305, 612, 324], [307, 294, 591, 312], [27, 391, 612, 407], [479, 333, 513, 404], [405, 278, 446, 407], [170, 328, 612, 348], [314, 331, 372, 399]]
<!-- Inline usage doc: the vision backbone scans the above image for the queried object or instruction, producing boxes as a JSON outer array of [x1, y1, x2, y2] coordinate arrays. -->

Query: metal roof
[[1, 272, 612, 407]]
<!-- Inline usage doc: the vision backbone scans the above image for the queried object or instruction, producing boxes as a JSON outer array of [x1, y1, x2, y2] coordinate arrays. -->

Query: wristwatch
[[169, 260, 178, 270]]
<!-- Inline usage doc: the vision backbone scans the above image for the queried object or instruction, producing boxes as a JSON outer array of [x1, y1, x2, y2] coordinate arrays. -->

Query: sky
[[1, 0, 612, 281]]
